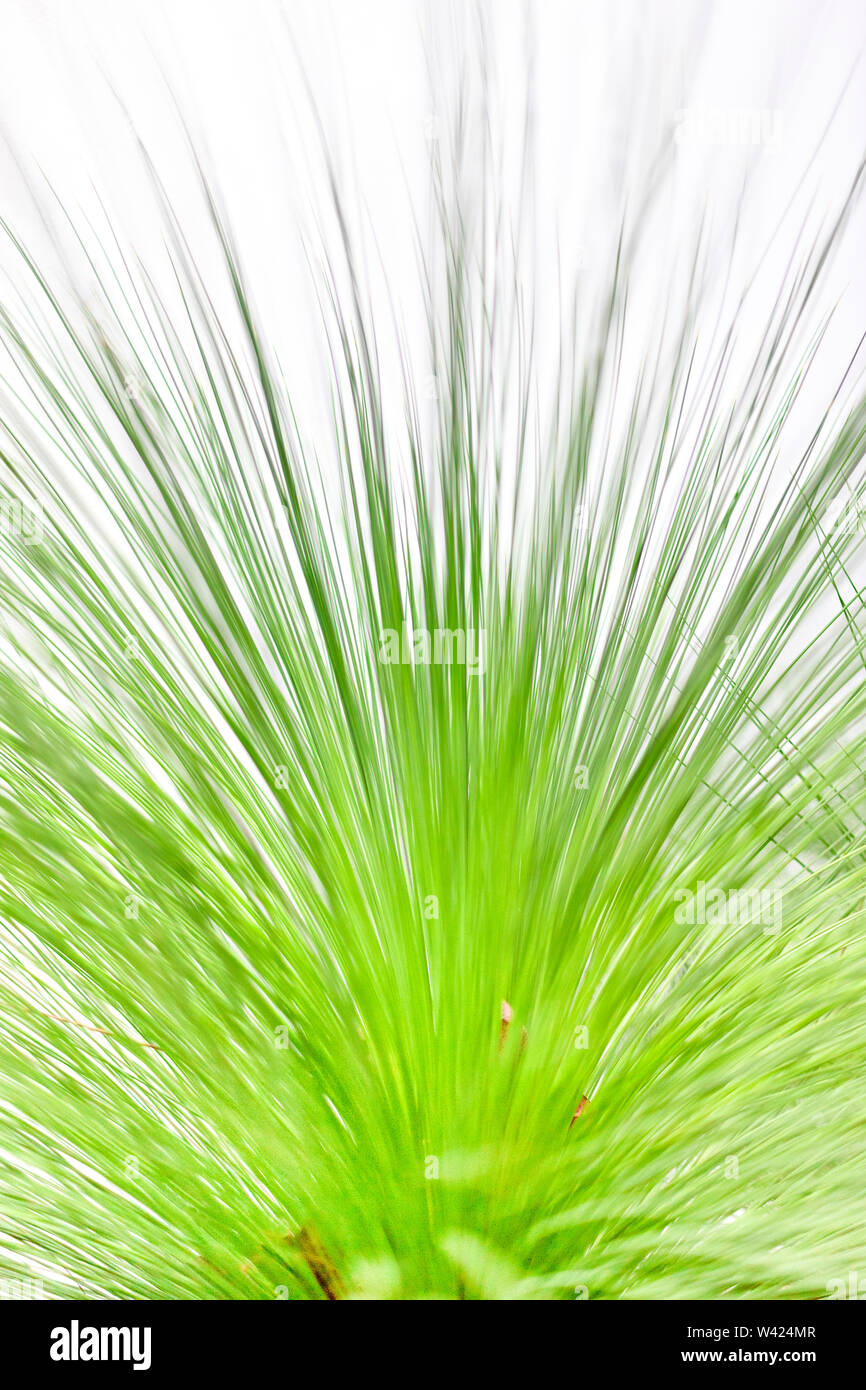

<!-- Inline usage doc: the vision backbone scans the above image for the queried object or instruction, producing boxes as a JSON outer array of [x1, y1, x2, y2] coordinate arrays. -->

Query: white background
[[0, 0, 865, 470]]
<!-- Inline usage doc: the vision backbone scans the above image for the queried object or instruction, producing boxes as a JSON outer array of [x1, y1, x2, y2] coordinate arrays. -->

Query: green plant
[[1, 95, 865, 1301]]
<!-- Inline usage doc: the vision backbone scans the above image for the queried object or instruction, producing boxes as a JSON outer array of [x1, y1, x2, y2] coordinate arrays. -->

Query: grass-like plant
[[1, 70, 866, 1300]]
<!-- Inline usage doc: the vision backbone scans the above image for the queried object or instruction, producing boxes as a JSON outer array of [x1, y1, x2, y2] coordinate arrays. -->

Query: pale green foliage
[[1, 105, 865, 1300]]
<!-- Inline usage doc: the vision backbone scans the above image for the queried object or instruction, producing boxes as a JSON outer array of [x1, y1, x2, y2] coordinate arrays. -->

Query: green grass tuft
[[1, 86, 866, 1300]]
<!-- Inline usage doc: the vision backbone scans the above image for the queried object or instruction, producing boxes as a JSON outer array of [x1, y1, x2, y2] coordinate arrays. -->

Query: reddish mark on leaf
[[569, 1095, 590, 1129], [499, 999, 513, 1052], [297, 1226, 345, 1301]]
